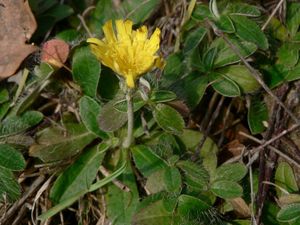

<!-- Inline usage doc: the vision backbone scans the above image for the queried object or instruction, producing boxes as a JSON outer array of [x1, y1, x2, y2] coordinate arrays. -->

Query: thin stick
[[250, 124, 300, 155], [77, 14, 93, 38], [239, 131, 300, 169], [194, 96, 225, 159], [99, 166, 130, 192], [200, 92, 219, 131], [218, 100, 232, 147], [31, 175, 55, 225], [262, 181, 289, 195], [262, 0, 285, 31], [207, 20, 299, 124]]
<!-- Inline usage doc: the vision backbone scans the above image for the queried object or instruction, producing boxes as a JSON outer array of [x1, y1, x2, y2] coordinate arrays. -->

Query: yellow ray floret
[[87, 19, 163, 88]]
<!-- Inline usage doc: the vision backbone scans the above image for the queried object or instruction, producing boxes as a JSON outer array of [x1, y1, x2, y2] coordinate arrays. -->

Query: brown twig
[[217, 100, 233, 147], [99, 166, 130, 192], [249, 124, 300, 155], [193, 95, 225, 160], [261, 0, 285, 31], [199, 92, 219, 131], [77, 14, 93, 38], [239, 132, 300, 169]]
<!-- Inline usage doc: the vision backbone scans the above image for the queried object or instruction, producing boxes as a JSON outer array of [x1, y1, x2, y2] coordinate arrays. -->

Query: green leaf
[[177, 160, 209, 191], [286, 3, 300, 37], [98, 99, 128, 132], [113, 95, 145, 113], [0, 88, 9, 104], [153, 104, 184, 135], [230, 220, 251, 225], [211, 180, 243, 199], [12, 64, 54, 115], [177, 195, 223, 224], [45, 4, 74, 22], [150, 90, 177, 103], [146, 132, 180, 159], [79, 96, 109, 139], [179, 129, 216, 151], [56, 29, 81, 43], [214, 15, 235, 33], [29, 123, 96, 162], [161, 53, 184, 88], [247, 97, 268, 135], [178, 129, 218, 179], [35, 62, 55, 80], [0, 144, 26, 171], [29, 0, 57, 15], [0, 102, 10, 121], [0, 168, 21, 202], [203, 47, 218, 71], [291, 217, 300, 225], [131, 145, 168, 177], [211, 38, 257, 68], [33, 3, 74, 39], [90, 0, 160, 34], [224, 3, 261, 17], [164, 167, 182, 193], [192, 4, 213, 21], [268, 18, 289, 41], [106, 166, 139, 225], [89, 0, 117, 36], [210, 72, 241, 97], [39, 160, 127, 220], [217, 65, 260, 93], [122, 0, 161, 24], [132, 199, 175, 225], [277, 43, 300, 68], [145, 169, 166, 194], [277, 203, 300, 222], [177, 194, 210, 217], [0, 111, 43, 138], [98, 67, 120, 100], [275, 162, 299, 197], [214, 163, 247, 182], [72, 46, 101, 97], [209, 0, 220, 19], [50, 143, 109, 204], [262, 64, 287, 89], [286, 63, 300, 82], [171, 72, 208, 109], [230, 15, 269, 50], [183, 27, 207, 54], [261, 202, 282, 225]]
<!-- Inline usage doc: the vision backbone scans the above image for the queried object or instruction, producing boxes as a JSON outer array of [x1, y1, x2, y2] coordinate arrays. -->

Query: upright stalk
[[123, 89, 134, 149]]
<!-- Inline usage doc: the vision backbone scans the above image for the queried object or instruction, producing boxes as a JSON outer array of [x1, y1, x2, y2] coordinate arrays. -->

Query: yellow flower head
[[87, 20, 163, 88]]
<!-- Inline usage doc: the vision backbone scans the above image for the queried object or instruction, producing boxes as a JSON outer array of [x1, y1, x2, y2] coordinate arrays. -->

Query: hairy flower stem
[[123, 89, 134, 149]]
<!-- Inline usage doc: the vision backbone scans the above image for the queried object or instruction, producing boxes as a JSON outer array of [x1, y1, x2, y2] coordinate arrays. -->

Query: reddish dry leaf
[[41, 39, 70, 68], [0, 0, 38, 78]]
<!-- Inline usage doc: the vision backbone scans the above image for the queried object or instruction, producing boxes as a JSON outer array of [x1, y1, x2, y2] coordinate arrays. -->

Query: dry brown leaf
[[225, 140, 245, 157], [229, 197, 251, 218], [278, 194, 300, 206], [0, 0, 38, 78]]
